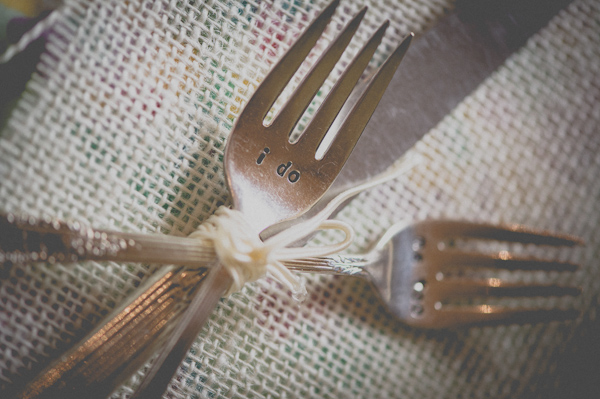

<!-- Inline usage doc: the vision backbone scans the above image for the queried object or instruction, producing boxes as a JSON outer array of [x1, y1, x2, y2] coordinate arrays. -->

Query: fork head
[[370, 220, 583, 328], [224, 0, 412, 232]]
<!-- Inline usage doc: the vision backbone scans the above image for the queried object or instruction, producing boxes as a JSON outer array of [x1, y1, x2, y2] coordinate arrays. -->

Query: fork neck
[[282, 252, 380, 276]]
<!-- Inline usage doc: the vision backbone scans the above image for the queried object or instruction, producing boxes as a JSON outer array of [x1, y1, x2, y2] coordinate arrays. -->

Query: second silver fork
[[286, 219, 583, 328]]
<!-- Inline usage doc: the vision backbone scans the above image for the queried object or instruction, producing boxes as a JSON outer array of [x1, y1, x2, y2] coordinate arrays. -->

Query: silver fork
[[130, 3, 413, 396], [11, 1, 413, 396], [284, 220, 583, 328]]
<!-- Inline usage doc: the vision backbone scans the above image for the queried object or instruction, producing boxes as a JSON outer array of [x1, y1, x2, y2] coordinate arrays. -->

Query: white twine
[[188, 155, 420, 300]]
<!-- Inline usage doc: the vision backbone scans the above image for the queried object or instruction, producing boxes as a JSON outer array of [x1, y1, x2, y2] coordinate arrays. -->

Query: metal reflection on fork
[[9, 1, 414, 397]]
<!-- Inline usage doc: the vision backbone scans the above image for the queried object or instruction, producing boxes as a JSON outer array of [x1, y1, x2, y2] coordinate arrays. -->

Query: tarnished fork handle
[[0, 213, 215, 268], [10, 264, 205, 398]]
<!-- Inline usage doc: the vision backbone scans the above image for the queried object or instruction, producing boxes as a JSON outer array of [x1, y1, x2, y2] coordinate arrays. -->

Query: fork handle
[[130, 266, 231, 399], [1, 212, 374, 275], [0, 213, 216, 267], [15, 265, 211, 399]]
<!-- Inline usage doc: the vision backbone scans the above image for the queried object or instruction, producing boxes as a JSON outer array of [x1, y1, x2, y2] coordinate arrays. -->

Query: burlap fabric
[[1, 0, 599, 398]]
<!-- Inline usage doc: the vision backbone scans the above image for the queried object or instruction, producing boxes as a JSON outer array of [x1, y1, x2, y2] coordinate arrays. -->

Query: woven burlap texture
[[1, 0, 599, 398]]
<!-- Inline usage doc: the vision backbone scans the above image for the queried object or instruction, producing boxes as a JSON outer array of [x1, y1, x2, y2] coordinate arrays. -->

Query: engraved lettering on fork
[[256, 148, 270, 165], [276, 161, 301, 183], [256, 148, 301, 183]]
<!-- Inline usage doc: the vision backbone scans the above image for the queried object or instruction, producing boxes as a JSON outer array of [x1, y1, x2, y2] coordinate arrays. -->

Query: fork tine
[[294, 20, 391, 153], [243, 0, 340, 121], [435, 280, 582, 299], [422, 220, 584, 246], [431, 306, 580, 328], [319, 32, 413, 162], [440, 251, 579, 272], [270, 7, 367, 135]]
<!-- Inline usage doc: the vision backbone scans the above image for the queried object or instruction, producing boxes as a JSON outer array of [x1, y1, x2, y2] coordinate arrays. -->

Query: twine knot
[[187, 155, 419, 301]]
